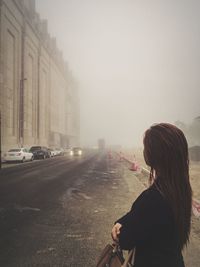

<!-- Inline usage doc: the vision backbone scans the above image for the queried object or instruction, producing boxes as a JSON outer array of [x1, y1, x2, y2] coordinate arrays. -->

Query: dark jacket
[[116, 184, 185, 267]]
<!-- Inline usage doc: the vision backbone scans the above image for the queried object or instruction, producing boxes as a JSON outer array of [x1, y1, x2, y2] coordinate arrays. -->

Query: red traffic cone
[[129, 161, 137, 171], [119, 152, 123, 161], [108, 151, 112, 159], [192, 200, 200, 217]]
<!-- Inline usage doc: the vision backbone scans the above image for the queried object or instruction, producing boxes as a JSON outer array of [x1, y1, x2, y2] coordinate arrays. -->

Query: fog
[[36, 0, 200, 147]]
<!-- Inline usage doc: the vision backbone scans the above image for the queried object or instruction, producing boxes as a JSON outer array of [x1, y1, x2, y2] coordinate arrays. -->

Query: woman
[[111, 123, 192, 267]]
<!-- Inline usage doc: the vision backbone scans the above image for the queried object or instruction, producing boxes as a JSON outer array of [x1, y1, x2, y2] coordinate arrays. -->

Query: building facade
[[0, 0, 80, 153]]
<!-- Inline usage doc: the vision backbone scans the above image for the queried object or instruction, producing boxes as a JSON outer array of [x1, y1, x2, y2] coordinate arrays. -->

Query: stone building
[[0, 0, 80, 153]]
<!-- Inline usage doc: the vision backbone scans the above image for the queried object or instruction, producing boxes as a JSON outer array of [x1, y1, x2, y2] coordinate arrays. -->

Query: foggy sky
[[36, 0, 200, 147]]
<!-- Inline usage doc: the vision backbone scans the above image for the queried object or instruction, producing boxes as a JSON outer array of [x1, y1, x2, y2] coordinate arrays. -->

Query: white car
[[48, 148, 57, 157], [4, 148, 34, 163], [54, 148, 62, 156]]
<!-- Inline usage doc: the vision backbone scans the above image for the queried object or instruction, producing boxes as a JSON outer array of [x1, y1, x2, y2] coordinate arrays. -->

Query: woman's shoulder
[[131, 183, 169, 211], [135, 183, 161, 200], [117, 182, 174, 229]]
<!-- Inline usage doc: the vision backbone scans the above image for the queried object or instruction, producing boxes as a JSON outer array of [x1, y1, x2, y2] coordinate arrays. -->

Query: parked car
[[48, 148, 57, 157], [54, 148, 64, 156], [4, 148, 34, 163], [29, 146, 50, 159], [54, 148, 61, 156], [70, 147, 83, 156]]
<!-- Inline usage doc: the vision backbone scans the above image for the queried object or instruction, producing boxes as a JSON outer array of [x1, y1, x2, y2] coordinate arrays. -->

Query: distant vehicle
[[59, 148, 65, 156], [70, 147, 83, 156], [98, 139, 106, 151], [64, 147, 71, 155], [29, 146, 50, 159], [4, 148, 34, 163]]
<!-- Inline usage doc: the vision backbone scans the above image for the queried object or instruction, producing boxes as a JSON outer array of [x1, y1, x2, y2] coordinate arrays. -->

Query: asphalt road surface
[[0, 151, 199, 267]]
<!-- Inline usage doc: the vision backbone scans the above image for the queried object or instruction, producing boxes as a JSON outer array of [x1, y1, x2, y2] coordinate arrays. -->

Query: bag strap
[[121, 248, 135, 267]]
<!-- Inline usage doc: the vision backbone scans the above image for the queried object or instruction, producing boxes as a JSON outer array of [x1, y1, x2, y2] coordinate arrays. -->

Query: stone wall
[[0, 0, 80, 153]]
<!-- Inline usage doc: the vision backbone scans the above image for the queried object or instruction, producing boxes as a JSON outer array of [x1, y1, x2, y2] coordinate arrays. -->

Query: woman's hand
[[111, 223, 122, 242]]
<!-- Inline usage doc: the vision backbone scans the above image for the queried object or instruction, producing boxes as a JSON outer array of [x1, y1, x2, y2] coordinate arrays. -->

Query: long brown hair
[[143, 123, 192, 250]]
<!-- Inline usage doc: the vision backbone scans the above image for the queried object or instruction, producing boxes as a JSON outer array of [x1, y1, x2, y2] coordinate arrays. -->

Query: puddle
[[66, 187, 92, 200], [109, 170, 116, 174], [75, 178, 84, 186], [14, 205, 40, 212], [111, 186, 118, 189], [94, 208, 107, 213]]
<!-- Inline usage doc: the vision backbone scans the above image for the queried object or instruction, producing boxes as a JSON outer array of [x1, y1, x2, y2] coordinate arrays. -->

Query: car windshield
[[73, 147, 81, 151], [30, 146, 41, 151], [8, 149, 21, 152]]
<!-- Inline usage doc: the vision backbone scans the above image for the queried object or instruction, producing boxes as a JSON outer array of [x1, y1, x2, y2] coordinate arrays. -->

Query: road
[[0, 151, 200, 266], [0, 151, 133, 266]]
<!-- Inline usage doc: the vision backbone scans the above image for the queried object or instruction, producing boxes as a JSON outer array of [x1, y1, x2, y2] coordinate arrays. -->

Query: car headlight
[[78, 150, 82, 155], [70, 151, 74, 156]]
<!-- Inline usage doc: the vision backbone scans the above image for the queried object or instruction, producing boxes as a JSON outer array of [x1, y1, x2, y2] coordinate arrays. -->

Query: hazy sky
[[36, 0, 200, 147]]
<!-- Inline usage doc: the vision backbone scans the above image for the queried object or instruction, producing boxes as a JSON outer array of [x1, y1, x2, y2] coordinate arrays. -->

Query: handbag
[[96, 243, 135, 267]]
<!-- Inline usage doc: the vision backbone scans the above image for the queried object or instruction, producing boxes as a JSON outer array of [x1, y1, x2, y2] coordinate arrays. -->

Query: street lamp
[[0, 110, 1, 169], [19, 78, 27, 148]]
